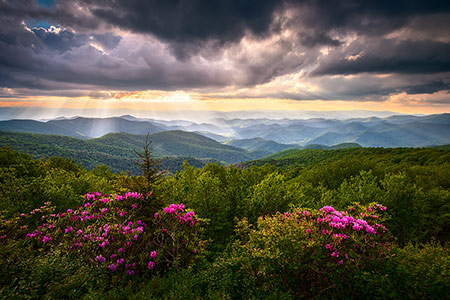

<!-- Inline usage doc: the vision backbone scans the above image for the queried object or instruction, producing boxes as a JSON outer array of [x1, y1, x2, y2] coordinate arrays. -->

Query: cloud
[[89, 0, 281, 45], [30, 27, 121, 53], [0, 16, 312, 91], [312, 38, 450, 76], [0, 0, 449, 103]]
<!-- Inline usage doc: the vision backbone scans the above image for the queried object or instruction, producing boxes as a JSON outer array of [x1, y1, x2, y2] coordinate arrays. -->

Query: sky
[[1, 0, 450, 120]]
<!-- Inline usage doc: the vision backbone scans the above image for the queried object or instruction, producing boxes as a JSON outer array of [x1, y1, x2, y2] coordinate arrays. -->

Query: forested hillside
[[1, 145, 450, 299], [226, 137, 361, 155], [0, 130, 257, 173], [242, 146, 450, 171]]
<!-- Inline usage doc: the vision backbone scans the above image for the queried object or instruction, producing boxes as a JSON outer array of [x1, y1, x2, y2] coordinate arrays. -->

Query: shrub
[[233, 203, 393, 298], [389, 242, 450, 299], [23, 192, 205, 280]]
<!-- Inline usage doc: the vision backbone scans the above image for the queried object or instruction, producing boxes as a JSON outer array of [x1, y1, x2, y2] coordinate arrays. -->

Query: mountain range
[[1, 113, 450, 149], [0, 128, 365, 174]]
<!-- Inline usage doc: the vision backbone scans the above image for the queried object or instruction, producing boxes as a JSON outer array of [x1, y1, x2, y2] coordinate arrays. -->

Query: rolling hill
[[93, 130, 259, 163], [225, 138, 300, 155], [0, 130, 261, 173], [225, 138, 361, 155], [241, 146, 450, 170], [0, 117, 167, 138], [0, 119, 87, 138]]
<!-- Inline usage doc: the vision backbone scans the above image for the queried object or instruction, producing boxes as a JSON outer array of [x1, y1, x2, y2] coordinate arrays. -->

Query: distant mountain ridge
[[1, 113, 450, 148], [225, 138, 361, 155]]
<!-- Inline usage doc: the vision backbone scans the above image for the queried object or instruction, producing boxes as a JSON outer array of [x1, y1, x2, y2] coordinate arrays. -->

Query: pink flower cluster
[[319, 206, 385, 235], [23, 192, 202, 280], [160, 203, 197, 227], [313, 204, 389, 265], [163, 203, 185, 214]]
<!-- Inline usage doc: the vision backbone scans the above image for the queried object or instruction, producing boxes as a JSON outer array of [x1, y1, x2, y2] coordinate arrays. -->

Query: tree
[[133, 134, 166, 217], [134, 134, 165, 193]]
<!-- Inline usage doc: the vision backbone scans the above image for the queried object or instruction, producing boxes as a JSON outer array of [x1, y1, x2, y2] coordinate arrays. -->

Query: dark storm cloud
[[0, 0, 284, 59], [0, 19, 237, 92], [307, 73, 450, 101], [404, 81, 449, 95], [0, 0, 450, 100], [313, 39, 450, 76], [89, 0, 281, 42], [60, 1, 450, 47], [0, 2, 308, 92], [289, 0, 450, 36], [298, 32, 341, 48], [4, 1, 450, 41]]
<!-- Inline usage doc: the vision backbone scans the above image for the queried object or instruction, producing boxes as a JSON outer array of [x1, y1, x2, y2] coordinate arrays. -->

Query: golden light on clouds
[[2, 88, 450, 116], [113, 90, 193, 103]]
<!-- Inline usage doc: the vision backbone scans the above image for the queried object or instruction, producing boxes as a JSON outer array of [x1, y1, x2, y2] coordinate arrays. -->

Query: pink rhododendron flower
[[331, 251, 340, 257], [108, 264, 117, 272], [96, 255, 106, 263], [99, 198, 109, 203], [352, 224, 363, 231], [365, 226, 376, 234], [320, 206, 335, 213], [148, 261, 155, 270]]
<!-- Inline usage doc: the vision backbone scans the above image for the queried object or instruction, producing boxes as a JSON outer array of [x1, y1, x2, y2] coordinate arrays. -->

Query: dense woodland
[[1, 145, 450, 299], [0, 131, 252, 173]]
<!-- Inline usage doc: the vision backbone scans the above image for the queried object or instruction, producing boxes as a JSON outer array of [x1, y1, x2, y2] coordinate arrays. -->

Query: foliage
[[21, 192, 205, 280], [232, 204, 392, 298], [0, 147, 115, 216], [0, 130, 257, 173], [387, 242, 450, 299], [1, 144, 450, 299], [133, 134, 165, 195]]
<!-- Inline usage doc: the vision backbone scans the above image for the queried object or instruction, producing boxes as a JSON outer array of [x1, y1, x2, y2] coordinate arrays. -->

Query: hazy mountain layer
[[1, 113, 450, 148]]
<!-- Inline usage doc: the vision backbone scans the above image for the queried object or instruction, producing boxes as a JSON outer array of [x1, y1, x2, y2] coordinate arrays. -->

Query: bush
[[23, 192, 206, 281], [232, 203, 393, 298], [389, 242, 450, 299]]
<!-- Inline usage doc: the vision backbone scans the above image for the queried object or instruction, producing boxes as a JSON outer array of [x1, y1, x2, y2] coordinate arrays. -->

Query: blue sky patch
[[25, 19, 52, 30], [36, 0, 55, 8]]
